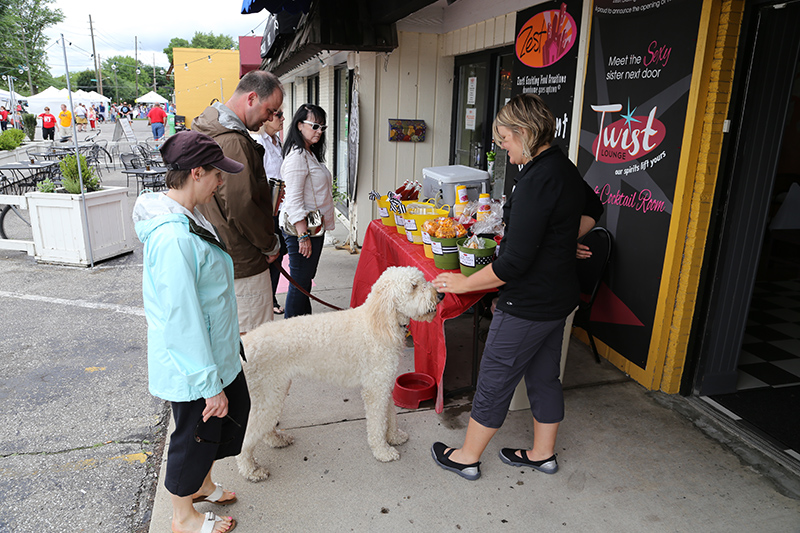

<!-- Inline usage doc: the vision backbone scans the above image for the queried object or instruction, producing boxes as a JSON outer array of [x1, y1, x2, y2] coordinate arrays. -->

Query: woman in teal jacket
[[133, 131, 249, 533]]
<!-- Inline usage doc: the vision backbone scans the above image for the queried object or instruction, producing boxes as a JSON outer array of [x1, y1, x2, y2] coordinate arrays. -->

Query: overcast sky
[[44, 0, 269, 78]]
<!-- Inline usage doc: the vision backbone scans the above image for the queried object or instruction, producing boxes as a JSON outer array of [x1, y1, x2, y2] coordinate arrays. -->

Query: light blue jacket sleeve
[[145, 227, 223, 399]]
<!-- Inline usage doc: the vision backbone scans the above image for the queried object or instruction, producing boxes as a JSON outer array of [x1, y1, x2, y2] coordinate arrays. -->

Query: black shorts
[[164, 370, 251, 496]]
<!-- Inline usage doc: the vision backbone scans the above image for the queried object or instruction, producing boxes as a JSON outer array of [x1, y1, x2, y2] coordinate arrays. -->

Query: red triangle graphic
[[589, 282, 645, 326]]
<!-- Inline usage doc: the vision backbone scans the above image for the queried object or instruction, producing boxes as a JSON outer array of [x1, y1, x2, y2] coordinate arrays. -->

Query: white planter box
[[26, 186, 135, 266]]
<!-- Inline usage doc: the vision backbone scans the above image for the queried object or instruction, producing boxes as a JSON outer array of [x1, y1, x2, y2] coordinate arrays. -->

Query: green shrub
[[36, 178, 57, 193], [0, 129, 26, 151], [59, 154, 101, 194], [22, 113, 37, 141]]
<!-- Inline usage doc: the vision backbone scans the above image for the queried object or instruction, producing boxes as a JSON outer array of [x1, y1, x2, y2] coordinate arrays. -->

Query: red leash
[[278, 263, 344, 311]]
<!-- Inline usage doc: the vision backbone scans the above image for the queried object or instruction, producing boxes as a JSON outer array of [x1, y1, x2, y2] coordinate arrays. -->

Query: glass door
[[453, 56, 489, 168], [492, 53, 514, 199], [451, 48, 514, 198]]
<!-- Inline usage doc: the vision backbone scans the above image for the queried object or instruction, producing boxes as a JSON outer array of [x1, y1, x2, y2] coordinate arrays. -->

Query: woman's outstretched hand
[[433, 272, 469, 294]]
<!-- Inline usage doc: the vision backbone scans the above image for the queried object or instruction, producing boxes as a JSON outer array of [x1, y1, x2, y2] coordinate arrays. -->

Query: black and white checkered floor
[[704, 280, 800, 459], [739, 280, 800, 389]]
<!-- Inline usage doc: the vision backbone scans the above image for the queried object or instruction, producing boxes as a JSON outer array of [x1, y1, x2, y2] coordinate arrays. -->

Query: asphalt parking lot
[[0, 121, 167, 532]]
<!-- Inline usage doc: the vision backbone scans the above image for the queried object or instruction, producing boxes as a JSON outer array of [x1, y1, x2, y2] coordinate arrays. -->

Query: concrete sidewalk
[[148, 224, 800, 532], [3, 120, 797, 531]]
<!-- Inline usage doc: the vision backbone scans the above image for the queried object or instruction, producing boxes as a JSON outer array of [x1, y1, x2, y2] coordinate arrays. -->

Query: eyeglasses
[[274, 111, 284, 119], [194, 415, 242, 445], [302, 120, 327, 132]]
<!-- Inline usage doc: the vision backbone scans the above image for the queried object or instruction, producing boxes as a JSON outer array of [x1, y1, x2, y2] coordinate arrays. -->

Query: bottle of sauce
[[453, 184, 468, 218], [395, 180, 410, 196], [477, 193, 491, 221]]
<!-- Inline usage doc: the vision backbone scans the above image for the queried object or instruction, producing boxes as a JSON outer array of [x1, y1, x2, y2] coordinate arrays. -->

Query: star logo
[[620, 98, 641, 131]]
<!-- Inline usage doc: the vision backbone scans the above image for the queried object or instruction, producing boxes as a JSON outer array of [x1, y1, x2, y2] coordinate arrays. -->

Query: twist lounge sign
[[576, 0, 702, 369], [590, 103, 665, 163]]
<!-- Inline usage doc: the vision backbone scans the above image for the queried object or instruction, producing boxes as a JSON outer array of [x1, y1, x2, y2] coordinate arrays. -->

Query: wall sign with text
[[511, 1, 582, 153], [576, 0, 703, 369]]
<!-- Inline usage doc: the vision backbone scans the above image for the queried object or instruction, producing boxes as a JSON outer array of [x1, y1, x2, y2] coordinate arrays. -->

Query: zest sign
[[515, 4, 576, 68], [590, 104, 665, 163]]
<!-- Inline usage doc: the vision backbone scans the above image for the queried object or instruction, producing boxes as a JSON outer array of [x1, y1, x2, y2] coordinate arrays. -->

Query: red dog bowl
[[393, 372, 436, 409]]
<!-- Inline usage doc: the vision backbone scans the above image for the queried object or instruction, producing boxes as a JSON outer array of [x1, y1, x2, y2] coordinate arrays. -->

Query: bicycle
[[0, 172, 33, 241]]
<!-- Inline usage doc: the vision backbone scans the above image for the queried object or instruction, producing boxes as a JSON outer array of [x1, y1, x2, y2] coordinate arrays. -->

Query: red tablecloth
[[350, 220, 489, 413]]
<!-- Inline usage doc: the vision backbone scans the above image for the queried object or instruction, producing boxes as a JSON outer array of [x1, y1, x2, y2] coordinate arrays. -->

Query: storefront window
[[307, 75, 320, 106], [333, 67, 350, 212]]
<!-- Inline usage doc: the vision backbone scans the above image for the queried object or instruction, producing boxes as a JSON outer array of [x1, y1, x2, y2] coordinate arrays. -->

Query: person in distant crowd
[[74, 103, 88, 132], [58, 104, 72, 140], [147, 103, 167, 140], [255, 108, 287, 315], [119, 102, 131, 121], [0, 106, 8, 131], [192, 70, 284, 334], [98, 103, 106, 123], [39, 107, 56, 141], [15, 102, 25, 128], [88, 105, 97, 130], [109, 104, 117, 122], [169, 102, 176, 114]]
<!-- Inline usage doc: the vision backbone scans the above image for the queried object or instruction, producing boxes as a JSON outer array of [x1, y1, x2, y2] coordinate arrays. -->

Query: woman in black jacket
[[431, 94, 603, 480]]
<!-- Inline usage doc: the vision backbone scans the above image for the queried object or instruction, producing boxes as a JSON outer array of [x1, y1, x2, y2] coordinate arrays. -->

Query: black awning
[[241, 0, 312, 15], [260, 0, 439, 76]]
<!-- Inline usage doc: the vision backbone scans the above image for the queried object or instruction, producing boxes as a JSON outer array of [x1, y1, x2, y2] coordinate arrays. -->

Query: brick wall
[[657, 0, 745, 393]]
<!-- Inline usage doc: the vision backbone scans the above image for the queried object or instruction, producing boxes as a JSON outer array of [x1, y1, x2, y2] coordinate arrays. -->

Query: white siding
[[350, 20, 520, 243]]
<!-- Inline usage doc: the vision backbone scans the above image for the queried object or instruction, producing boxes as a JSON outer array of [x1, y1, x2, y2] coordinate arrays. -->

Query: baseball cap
[[160, 130, 244, 174]]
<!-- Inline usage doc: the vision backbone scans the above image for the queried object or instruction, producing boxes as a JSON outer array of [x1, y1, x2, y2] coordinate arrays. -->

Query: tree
[[163, 37, 189, 65], [0, 0, 64, 95], [190, 32, 237, 51], [74, 56, 174, 104], [163, 31, 238, 65]]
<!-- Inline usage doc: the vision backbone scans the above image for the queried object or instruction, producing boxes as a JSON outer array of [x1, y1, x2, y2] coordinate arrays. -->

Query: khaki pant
[[57, 123, 71, 139], [234, 268, 274, 334]]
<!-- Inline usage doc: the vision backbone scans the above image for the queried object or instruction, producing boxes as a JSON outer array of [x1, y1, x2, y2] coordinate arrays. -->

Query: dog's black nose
[[437, 291, 445, 302]]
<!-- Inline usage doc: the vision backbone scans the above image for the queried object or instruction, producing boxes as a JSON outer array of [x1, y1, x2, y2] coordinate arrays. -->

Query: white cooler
[[422, 165, 490, 211]]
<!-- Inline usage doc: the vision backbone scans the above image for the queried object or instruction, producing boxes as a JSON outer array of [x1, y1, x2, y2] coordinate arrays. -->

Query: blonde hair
[[492, 94, 555, 160]]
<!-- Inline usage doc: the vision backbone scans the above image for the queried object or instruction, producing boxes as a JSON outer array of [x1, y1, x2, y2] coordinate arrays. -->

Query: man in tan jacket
[[193, 70, 284, 333]]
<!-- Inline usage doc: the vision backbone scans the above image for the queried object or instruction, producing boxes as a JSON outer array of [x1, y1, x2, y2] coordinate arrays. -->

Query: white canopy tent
[[0, 88, 27, 109], [135, 90, 168, 104], [24, 86, 110, 116]]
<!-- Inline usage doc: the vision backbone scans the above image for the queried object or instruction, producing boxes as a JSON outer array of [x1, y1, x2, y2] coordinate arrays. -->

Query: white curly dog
[[238, 266, 441, 482]]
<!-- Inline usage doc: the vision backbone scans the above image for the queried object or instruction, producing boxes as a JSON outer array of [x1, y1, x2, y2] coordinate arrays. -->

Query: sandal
[[498, 448, 558, 474], [273, 304, 284, 315], [192, 483, 237, 505], [431, 442, 481, 480], [200, 512, 236, 533]]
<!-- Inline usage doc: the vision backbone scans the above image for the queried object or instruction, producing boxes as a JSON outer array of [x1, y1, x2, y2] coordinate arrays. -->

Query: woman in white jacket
[[279, 104, 335, 318]]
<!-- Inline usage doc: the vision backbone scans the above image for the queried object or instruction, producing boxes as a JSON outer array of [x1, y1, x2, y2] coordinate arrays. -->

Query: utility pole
[[153, 54, 156, 93], [89, 15, 102, 94], [98, 53, 104, 95], [111, 62, 119, 102], [19, 28, 35, 94], [135, 36, 139, 97]]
